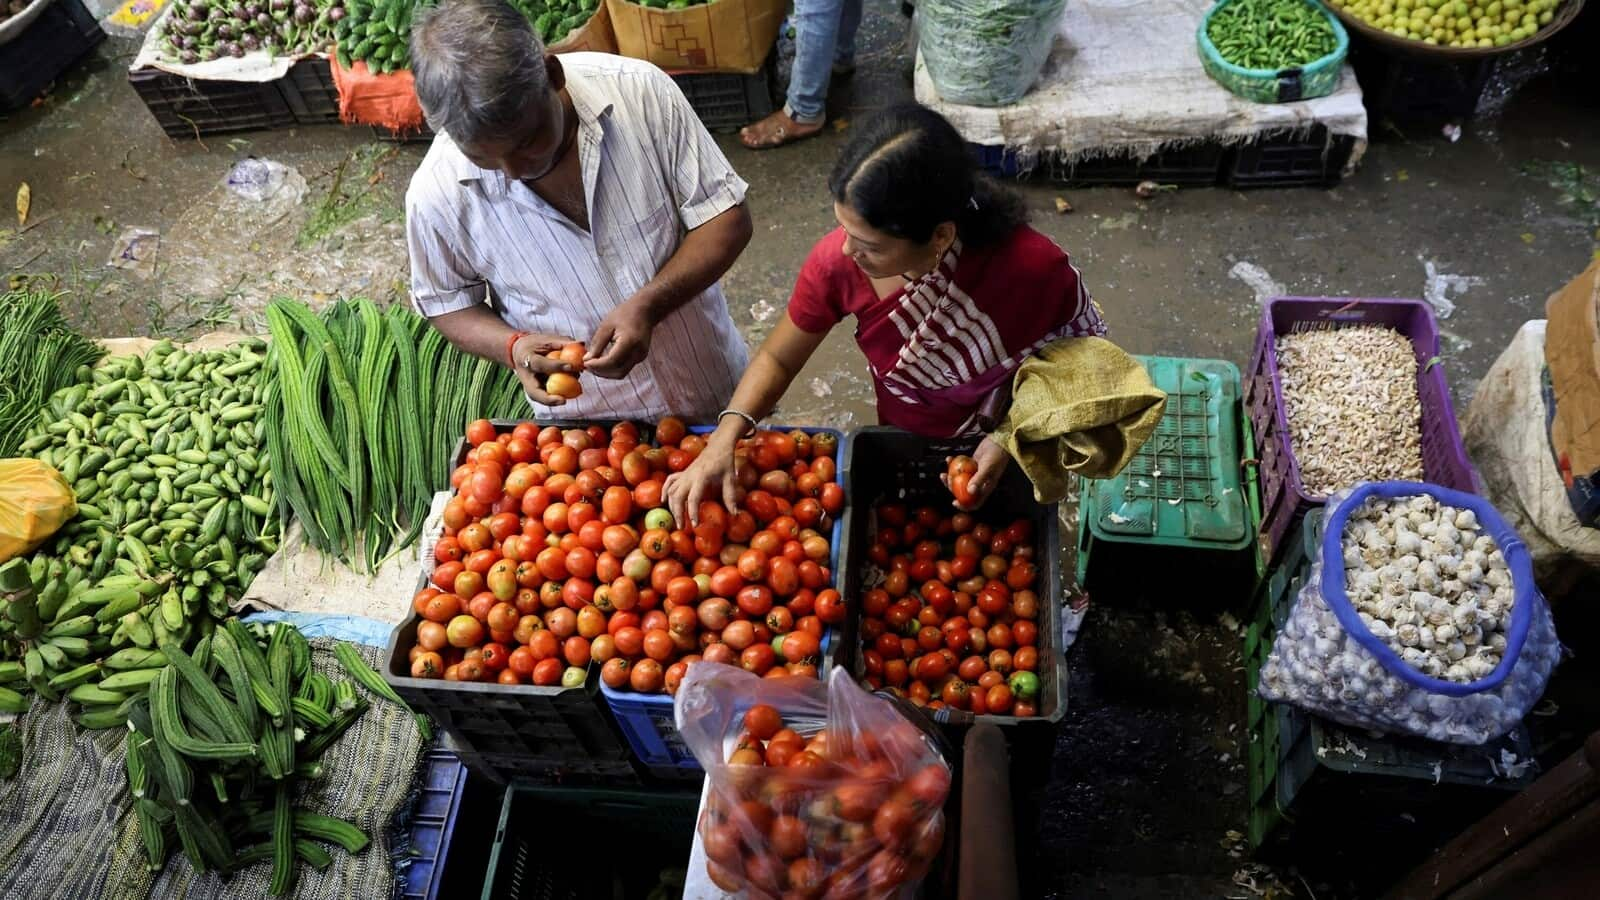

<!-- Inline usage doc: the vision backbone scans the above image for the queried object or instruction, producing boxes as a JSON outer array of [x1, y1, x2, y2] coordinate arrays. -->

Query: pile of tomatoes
[[858, 505, 1046, 717], [404, 418, 847, 694], [701, 704, 948, 898]]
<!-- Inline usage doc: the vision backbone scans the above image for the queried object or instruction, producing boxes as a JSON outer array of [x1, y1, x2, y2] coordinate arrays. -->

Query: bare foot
[[739, 110, 823, 150]]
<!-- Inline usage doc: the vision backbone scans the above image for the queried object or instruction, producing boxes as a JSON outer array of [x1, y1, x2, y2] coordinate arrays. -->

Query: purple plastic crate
[[1245, 297, 1476, 567]]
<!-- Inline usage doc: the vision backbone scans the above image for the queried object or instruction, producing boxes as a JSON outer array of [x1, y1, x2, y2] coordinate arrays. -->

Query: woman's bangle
[[505, 331, 530, 369], [718, 408, 759, 437]]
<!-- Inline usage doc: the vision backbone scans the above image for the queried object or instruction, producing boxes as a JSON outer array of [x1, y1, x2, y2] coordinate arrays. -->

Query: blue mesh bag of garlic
[[1259, 482, 1561, 744]]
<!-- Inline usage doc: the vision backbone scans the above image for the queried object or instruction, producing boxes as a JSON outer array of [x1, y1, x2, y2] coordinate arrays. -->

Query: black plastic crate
[[668, 53, 777, 133], [1050, 143, 1229, 187], [372, 123, 436, 143], [483, 782, 700, 900], [0, 0, 104, 112], [975, 128, 1351, 189], [283, 56, 341, 125], [129, 66, 297, 138], [1350, 43, 1495, 123], [1227, 126, 1357, 189], [385, 576, 637, 787], [835, 426, 1067, 782]]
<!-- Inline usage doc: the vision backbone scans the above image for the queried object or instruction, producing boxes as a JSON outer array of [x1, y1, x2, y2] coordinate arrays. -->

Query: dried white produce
[[1277, 326, 1424, 496]]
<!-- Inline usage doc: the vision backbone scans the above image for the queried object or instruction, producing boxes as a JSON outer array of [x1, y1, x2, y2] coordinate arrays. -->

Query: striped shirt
[[405, 52, 751, 422]]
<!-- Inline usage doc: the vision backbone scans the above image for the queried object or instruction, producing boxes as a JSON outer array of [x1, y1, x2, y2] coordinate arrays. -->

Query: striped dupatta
[[857, 234, 1106, 438]]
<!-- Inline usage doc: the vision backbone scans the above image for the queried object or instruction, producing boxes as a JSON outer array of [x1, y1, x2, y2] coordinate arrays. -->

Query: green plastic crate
[[1243, 413, 1265, 582], [1077, 356, 1253, 590], [1243, 510, 1536, 852]]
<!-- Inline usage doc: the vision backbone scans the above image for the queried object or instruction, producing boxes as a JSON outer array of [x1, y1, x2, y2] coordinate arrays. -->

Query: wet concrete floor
[[4, 5, 1600, 897]]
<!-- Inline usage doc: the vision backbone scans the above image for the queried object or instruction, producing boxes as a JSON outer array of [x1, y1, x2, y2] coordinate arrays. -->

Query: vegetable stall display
[[1196, 0, 1348, 103], [0, 290, 105, 459], [1259, 485, 1560, 744], [399, 419, 846, 690], [124, 620, 410, 894], [333, 0, 600, 71], [2, 340, 279, 722], [677, 665, 951, 898], [263, 298, 530, 573], [158, 0, 348, 64], [1204, 0, 1340, 70], [1276, 324, 1423, 496]]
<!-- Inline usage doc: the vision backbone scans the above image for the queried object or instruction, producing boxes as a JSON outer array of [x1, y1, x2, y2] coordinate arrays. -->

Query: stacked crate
[[1241, 298, 1527, 862], [1076, 356, 1261, 610]]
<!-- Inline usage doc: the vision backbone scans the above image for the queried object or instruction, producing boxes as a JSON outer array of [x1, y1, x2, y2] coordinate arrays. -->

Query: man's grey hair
[[411, 0, 552, 144]]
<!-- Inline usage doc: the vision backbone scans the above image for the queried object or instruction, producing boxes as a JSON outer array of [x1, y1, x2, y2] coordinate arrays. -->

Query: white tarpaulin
[[914, 0, 1369, 166]]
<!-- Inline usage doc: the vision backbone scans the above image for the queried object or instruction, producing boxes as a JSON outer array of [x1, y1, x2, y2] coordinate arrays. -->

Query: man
[[740, 0, 863, 149], [406, 0, 753, 420]]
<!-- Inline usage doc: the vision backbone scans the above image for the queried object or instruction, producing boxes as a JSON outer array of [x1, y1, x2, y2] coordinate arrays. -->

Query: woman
[[666, 104, 1105, 524]]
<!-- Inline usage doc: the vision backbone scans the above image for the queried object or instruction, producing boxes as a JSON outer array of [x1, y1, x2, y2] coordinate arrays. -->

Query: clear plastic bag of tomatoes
[[677, 664, 953, 899]]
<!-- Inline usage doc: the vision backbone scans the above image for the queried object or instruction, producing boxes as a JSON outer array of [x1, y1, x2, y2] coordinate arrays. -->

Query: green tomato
[[644, 507, 674, 531], [561, 666, 587, 688], [772, 634, 788, 660], [1008, 671, 1040, 703]]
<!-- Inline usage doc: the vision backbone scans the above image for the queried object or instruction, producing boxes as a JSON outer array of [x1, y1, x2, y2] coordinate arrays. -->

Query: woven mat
[[0, 639, 426, 900], [914, 0, 1369, 166]]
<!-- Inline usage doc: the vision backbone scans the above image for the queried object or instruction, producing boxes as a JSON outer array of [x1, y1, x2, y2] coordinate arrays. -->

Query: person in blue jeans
[[740, 0, 864, 149]]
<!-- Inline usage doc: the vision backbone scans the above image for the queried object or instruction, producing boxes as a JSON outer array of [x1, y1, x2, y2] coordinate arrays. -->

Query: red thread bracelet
[[506, 331, 530, 369]]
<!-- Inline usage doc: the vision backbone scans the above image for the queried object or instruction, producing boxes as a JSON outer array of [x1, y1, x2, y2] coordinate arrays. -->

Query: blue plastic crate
[[602, 629, 835, 775], [397, 749, 474, 900], [599, 425, 850, 774]]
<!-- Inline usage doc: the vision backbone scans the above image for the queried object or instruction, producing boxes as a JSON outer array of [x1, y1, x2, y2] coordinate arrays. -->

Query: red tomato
[[508, 645, 536, 676], [736, 585, 774, 618], [985, 684, 1014, 715], [779, 630, 821, 664], [740, 643, 777, 675], [709, 566, 743, 598], [765, 557, 799, 597], [630, 658, 665, 692], [815, 589, 845, 624], [466, 419, 496, 446]]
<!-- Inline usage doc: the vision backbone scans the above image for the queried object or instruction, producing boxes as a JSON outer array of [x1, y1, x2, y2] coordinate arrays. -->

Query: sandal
[[739, 110, 824, 150]]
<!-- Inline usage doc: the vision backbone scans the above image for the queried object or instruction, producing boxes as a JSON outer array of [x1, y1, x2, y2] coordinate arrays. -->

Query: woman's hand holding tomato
[[942, 436, 1011, 511]]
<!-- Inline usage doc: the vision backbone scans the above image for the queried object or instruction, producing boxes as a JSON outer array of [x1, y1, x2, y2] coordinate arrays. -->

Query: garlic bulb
[[1338, 496, 1514, 684]]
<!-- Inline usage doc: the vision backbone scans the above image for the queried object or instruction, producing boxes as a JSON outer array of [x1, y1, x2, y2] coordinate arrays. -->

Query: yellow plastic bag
[[0, 458, 77, 563]]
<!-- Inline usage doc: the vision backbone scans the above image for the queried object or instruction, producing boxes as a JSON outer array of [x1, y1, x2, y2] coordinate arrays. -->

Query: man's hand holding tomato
[[943, 437, 1010, 511], [510, 332, 582, 406]]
